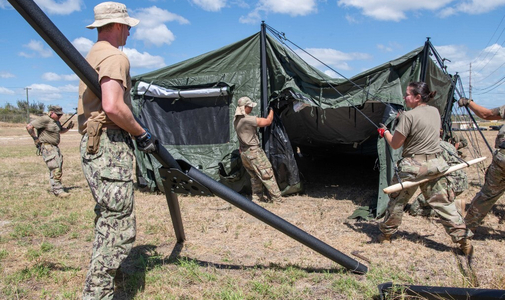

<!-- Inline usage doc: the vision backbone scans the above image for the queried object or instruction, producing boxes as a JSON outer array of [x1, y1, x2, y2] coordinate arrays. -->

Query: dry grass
[[0, 123, 504, 299]]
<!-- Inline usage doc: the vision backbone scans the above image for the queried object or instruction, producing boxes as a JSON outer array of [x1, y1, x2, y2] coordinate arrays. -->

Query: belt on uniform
[[101, 124, 121, 130], [241, 145, 259, 152], [410, 153, 440, 162]]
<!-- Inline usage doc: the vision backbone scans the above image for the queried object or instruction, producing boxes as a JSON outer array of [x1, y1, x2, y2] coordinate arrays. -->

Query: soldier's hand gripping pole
[[9, 0, 368, 274]]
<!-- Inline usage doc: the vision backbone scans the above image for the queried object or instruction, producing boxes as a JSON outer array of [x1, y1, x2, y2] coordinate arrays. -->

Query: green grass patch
[[6, 263, 52, 284]]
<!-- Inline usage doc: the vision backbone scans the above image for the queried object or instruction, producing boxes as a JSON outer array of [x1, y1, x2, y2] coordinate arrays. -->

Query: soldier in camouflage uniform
[[233, 96, 282, 203], [458, 98, 505, 233], [445, 133, 468, 158], [409, 140, 468, 217], [26, 105, 73, 197], [377, 82, 473, 255], [78, 3, 155, 299]]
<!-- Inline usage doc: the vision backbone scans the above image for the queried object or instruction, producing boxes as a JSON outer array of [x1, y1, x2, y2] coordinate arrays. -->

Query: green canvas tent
[[131, 25, 455, 218]]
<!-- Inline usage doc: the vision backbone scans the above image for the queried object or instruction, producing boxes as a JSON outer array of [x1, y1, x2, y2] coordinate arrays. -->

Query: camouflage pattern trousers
[[80, 129, 136, 300], [410, 141, 468, 216], [465, 148, 505, 229], [380, 156, 472, 243], [40, 143, 64, 195], [241, 147, 281, 202]]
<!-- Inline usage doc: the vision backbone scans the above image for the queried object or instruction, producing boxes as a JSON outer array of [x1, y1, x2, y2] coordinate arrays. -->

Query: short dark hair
[[408, 81, 437, 103]]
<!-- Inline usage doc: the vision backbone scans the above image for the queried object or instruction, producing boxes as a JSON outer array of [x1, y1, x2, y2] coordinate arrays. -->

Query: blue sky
[[1, 0, 505, 113]]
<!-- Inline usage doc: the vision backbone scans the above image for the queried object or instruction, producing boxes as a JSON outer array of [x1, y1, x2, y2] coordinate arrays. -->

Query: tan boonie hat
[[49, 105, 64, 115], [86, 2, 140, 29], [237, 96, 257, 108]]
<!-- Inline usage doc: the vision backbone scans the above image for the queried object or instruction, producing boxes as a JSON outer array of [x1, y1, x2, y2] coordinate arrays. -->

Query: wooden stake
[[383, 156, 487, 194]]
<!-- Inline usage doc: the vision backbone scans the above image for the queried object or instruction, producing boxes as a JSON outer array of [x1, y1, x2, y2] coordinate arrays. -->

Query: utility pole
[[24, 87, 31, 123]]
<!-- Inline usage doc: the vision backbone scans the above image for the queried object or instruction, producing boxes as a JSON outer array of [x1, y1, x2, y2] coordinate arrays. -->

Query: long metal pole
[[9, 0, 367, 273], [186, 165, 368, 273], [260, 21, 270, 150], [419, 38, 431, 82]]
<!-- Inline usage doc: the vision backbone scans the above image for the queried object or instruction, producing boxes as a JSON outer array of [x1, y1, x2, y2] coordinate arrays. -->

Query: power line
[[472, 13, 505, 64], [472, 59, 505, 84], [473, 74, 505, 95], [472, 39, 505, 79]]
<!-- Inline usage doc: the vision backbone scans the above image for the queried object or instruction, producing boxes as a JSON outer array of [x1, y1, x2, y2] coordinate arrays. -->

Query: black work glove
[[66, 120, 74, 130], [135, 130, 156, 153], [33, 137, 41, 147]]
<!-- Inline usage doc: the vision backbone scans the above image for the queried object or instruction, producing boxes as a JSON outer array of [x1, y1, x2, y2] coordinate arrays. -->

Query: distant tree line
[[0, 100, 45, 123]]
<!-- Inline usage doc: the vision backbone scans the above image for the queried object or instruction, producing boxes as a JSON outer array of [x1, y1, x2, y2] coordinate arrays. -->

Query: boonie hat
[[49, 105, 64, 115], [237, 96, 257, 108], [86, 2, 140, 29]]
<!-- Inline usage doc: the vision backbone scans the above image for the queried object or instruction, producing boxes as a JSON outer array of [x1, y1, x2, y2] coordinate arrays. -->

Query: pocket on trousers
[[398, 161, 421, 180], [43, 154, 58, 170], [100, 167, 132, 182], [427, 157, 449, 175], [259, 167, 273, 180]]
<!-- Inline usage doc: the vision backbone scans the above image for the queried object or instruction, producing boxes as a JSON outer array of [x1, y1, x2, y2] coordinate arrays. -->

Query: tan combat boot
[[252, 194, 264, 202], [270, 196, 284, 203], [458, 238, 473, 256], [377, 233, 392, 243]]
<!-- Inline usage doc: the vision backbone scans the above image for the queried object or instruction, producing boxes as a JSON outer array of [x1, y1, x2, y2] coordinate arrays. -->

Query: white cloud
[[258, 0, 317, 16], [324, 70, 339, 78], [72, 37, 94, 56], [123, 48, 166, 69], [437, 43, 505, 108], [26, 83, 78, 101], [19, 40, 53, 58], [439, 0, 505, 17], [134, 26, 176, 47], [0, 87, 15, 95], [240, 0, 317, 24], [345, 14, 360, 24], [35, 0, 83, 15], [132, 6, 189, 47], [0, 0, 10, 9], [295, 48, 372, 71], [377, 42, 401, 52], [377, 44, 392, 52], [42, 72, 79, 81], [239, 8, 262, 24], [191, 0, 227, 12], [0, 72, 15, 79], [337, 0, 453, 21]]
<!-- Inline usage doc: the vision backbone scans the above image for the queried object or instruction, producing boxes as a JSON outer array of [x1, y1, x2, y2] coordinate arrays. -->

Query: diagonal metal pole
[[9, 0, 368, 274]]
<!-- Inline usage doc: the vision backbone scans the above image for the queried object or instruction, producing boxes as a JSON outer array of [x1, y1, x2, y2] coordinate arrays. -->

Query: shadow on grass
[[469, 225, 505, 241], [344, 221, 453, 253], [113, 242, 351, 299]]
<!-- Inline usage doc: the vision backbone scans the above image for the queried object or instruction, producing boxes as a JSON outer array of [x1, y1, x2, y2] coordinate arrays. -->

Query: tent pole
[[160, 173, 186, 243], [441, 74, 459, 139], [260, 21, 270, 149], [10, 0, 368, 273], [420, 37, 431, 82]]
